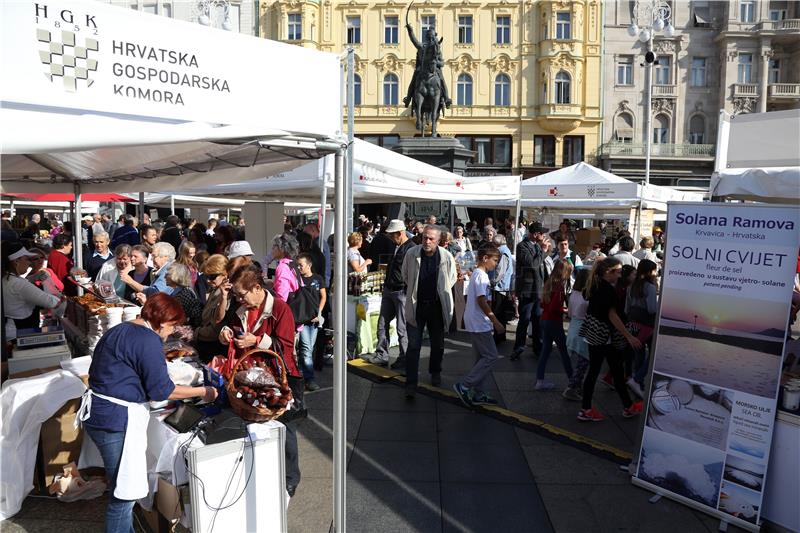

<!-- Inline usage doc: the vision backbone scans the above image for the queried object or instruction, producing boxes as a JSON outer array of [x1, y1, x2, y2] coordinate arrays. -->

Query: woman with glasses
[[195, 254, 232, 362], [577, 257, 643, 422], [218, 264, 303, 497]]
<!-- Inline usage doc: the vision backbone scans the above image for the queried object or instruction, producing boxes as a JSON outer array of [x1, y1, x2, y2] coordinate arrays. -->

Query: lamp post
[[627, 0, 675, 187], [194, 0, 234, 31], [628, 0, 674, 241]]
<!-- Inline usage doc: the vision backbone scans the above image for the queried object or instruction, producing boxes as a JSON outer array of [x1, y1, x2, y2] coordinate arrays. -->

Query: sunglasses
[[207, 273, 224, 281]]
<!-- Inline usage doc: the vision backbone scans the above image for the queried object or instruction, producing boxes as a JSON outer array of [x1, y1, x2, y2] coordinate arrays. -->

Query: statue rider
[[403, 23, 451, 109]]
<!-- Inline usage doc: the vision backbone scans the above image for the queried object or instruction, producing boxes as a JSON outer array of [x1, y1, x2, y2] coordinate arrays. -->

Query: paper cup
[[123, 306, 141, 322], [106, 307, 124, 327]]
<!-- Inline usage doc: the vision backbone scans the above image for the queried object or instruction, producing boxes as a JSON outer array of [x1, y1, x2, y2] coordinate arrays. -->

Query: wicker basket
[[226, 348, 292, 423]]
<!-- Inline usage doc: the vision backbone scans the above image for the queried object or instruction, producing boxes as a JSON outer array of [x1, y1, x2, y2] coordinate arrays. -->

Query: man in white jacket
[[401, 225, 457, 397]]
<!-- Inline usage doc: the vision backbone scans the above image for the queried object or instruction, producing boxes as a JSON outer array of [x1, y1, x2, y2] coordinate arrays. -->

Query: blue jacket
[[143, 261, 175, 296], [109, 225, 140, 249], [491, 244, 515, 292]]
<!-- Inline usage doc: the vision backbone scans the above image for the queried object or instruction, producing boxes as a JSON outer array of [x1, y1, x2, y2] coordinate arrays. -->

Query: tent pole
[[333, 147, 347, 533], [74, 185, 83, 271], [319, 157, 328, 245], [170, 195, 175, 216], [346, 48, 355, 233], [138, 192, 145, 225], [513, 176, 522, 259]]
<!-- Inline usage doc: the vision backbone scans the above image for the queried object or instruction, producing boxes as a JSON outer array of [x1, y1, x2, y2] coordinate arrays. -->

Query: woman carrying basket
[[218, 264, 303, 497]]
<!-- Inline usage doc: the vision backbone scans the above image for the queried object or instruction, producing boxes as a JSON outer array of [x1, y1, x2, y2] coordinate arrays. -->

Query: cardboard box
[[38, 398, 84, 488], [135, 503, 171, 533], [156, 477, 185, 522], [574, 227, 602, 257]]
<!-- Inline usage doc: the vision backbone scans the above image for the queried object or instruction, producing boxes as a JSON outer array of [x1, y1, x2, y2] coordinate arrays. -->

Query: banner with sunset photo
[[632, 202, 799, 532]]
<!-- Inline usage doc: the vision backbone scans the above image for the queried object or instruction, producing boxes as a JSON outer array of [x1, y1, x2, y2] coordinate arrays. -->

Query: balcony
[[652, 84, 677, 98], [600, 142, 715, 159], [759, 19, 800, 31], [768, 83, 800, 99], [732, 83, 759, 97]]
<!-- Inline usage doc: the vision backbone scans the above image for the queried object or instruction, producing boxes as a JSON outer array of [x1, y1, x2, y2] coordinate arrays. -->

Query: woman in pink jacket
[[271, 233, 300, 302]]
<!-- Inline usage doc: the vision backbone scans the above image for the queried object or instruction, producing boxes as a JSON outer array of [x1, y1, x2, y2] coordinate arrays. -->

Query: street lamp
[[628, 0, 675, 187], [194, 0, 234, 31]]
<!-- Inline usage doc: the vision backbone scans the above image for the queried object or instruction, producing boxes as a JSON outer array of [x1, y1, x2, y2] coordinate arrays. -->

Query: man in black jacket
[[511, 222, 548, 360], [160, 215, 183, 255], [367, 219, 416, 367]]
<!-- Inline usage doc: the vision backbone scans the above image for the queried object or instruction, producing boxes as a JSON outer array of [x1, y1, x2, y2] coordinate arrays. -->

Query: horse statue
[[404, 6, 451, 137]]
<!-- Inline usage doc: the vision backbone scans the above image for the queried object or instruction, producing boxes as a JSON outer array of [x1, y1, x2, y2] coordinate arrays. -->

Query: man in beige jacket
[[401, 224, 457, 397]]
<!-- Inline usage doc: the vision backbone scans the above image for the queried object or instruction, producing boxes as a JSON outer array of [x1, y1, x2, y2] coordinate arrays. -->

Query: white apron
[[75, 389, 150, 500]]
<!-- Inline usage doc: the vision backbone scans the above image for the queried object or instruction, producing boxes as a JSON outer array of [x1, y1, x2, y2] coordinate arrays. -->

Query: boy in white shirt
[[453, 244, 505, 406]]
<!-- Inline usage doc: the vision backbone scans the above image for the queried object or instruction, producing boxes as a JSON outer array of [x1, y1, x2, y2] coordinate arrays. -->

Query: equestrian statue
[[403, 6, 451, 136]]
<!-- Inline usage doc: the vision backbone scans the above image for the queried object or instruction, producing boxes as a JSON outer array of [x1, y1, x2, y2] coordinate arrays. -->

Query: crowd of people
[[349, 213, 665, 420], [2, 206, 670, 531]]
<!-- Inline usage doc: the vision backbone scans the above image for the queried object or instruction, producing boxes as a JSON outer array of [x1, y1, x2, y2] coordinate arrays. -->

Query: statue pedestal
[[391, 137, 473, 176], [387, 137, 474, 225]]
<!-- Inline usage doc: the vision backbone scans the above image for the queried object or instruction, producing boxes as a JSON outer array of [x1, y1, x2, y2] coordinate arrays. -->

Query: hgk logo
[[35, 3, 100, 93]]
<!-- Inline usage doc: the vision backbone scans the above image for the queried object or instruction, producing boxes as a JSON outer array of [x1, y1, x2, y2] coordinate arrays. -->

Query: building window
[[143, 4, 157, 14], [563, 136, 584, 166], [494, 138, 511, 166], [555, 71, 571, 104], [383, 73, 399, 105], [162, 3, 172, 18], [738, 53, 753, 83], [346, 16, 361, 44], [534, 135, 556, 166], [384, 16, 399, 44], [691, 57, 707, 87], [616, 56, 633, 85], [456, 74, 473, 106], [496, 15, 511, 44], [689, 115, 705, 144], [288, 13, 302, 40], [421, 15, 436, 40], [655, 56, 671, 85], [769, 9, 787, 20], [769, 59, 780, 83], [494, 73, 511, 106], [740, 0, 755, 22], [454, 136, 512, 166], [614, 113, 634, 142], [653, 114, 669, 144], [458, 15, 473, 44], [556, 12, 571, 40], [353, 74, 361, 106], [358, 135, 400, 148]]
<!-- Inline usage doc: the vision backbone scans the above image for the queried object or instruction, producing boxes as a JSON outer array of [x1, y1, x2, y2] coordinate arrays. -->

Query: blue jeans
[[513, 295, 542, 354], [297, 325, 318, 382], [85, 426, 135, 533], [537, 320, 572, 380]]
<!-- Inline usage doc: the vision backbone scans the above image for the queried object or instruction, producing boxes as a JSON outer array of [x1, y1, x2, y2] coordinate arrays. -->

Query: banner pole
[[332, 147, 347, 533]]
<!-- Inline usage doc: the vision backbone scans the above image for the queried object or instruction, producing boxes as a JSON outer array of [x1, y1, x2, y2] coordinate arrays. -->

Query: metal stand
[[648, 493, 662, 504], [718, 520, 729, 532]]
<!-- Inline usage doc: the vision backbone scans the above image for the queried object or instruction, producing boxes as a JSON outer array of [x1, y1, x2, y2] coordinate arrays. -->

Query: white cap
[[227, 240, 254, 259], [8, 246, 39, 261], [385, 219, 406, 233]]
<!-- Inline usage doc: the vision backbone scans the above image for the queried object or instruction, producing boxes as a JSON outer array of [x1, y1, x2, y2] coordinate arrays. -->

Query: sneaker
[[562, 387, 582, 401], [453, 383, 474, 407], [431, 372, 442, 387], [534, 379, 556, 391], [472, 390, 498, 405], [304, 380, 321, 392], [622, 401, 644, 418], [368, 355, 389, 367], [509, 347, 523, 361], [626, 378, 644, 399], [390, 357, 406, 370], [577, 407, 605, 422], [600, 373, 616, 391]]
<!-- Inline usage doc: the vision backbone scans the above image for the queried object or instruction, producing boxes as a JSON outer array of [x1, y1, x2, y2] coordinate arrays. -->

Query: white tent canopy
[[710, 110, 800, 204], [155, 138, 521, 204], [454, 162, 703, 211], [0, 0, 342, 194]]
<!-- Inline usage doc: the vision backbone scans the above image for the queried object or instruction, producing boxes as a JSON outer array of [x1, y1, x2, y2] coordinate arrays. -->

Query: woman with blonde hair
[[176, 241, 198, 288], [535, 259, 574, 391], [195, 254, 232, 361], [347, 232, 371, 273]]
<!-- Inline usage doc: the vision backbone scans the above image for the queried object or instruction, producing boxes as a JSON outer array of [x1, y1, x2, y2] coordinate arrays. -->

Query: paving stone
[[356, 411, 437, 442], [345, 479, 441, 533], [438, 440, 533, 484], [366, 385, 437, 412], [288, 476, 333, 533], [348, 440, 439, 482], [522, 444, 630, 485], [436, 411, 516, 444], [440, 482, 553, 533]]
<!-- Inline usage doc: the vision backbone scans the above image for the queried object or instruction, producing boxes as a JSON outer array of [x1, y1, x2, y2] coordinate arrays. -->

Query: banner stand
[[631, 202, 799, 533]]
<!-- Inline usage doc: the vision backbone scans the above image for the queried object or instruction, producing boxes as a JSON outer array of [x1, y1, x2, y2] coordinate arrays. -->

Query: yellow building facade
[[261, 0, 603, 177]]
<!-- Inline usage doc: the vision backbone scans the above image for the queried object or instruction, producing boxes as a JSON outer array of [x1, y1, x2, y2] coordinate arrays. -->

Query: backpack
[[286, 263, 321, 325]]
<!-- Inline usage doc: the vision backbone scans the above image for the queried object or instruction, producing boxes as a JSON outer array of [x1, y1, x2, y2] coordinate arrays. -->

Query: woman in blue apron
[[77, 293, 217, 533]]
